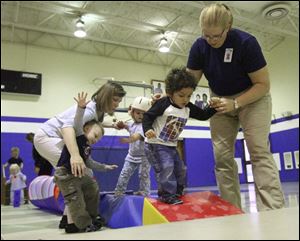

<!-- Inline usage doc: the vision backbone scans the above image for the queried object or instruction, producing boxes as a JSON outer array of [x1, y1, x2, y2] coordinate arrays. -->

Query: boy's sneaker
[[93, 215, 105, 227], [65, 223, 80, 233], [175, 191, 184, 198], [85, 223, 101, 232], [176, 185, 185, 197], [159, 196, 183, 205], [65, 223, 101, 233], [59, 215, 68, 229]]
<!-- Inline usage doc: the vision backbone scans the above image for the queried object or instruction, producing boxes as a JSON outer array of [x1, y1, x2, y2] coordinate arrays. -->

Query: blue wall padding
[[270, 128, 299, 181], [234, 140, 247, 183], [99, 194, 144, 228], [91, 139, 159, 192], [91, 147, 141, 192], [184, 138, 217, 187], [1, 117, 299, 190]]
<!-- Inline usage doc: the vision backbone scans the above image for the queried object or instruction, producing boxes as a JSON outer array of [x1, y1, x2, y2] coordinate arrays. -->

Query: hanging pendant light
[[159, 37, 170, 53], [74, 19, 87, 38]]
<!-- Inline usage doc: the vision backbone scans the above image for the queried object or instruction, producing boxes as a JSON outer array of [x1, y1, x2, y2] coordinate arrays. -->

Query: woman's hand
[[74, 92, 90, 109], [70, 154, 86, 178], [145, 129, 156, 139]]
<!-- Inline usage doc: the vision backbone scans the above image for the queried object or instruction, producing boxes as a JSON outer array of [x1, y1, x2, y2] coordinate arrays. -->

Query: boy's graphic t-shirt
[[143, 97, 216, 147], [159, 116, 187, 142]]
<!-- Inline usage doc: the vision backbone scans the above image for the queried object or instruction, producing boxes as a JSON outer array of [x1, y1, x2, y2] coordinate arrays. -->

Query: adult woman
[[187, 3, 284, 211], [33, 82, 126, 229], [34, 82, 126, 177]]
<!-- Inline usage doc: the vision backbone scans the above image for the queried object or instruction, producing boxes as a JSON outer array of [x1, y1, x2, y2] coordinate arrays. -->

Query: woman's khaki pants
[[210, 93, 285, 211]]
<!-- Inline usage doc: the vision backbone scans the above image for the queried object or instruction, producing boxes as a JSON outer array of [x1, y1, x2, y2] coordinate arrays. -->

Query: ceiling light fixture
[[158, 37, 170, 53], [74, 19, 87, 38], [262, 3, 291, 20]]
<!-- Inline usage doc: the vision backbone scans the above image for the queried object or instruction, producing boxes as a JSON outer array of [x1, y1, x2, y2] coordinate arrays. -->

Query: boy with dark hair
[[143, 67, 216, 205]]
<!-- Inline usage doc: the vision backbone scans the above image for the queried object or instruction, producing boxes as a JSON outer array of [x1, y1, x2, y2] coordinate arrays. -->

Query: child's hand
[[151, 93, 164, 105], [106, 165, 118, 170], [145, 129, 156, 139], [74, 92, 90, 109], [119, 137, 130, 144], [116, 121, 125, 129], [209, 97, 221, 108]]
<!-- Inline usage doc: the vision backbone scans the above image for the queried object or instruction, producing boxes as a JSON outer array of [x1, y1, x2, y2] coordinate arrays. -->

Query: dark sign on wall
[[1, 69, 42, 95]]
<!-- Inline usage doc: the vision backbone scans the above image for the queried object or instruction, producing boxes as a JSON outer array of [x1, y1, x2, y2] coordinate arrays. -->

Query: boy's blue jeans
[[145, 143, 186, 198]]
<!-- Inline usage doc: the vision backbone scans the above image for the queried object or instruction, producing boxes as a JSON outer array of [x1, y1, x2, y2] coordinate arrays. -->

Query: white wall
[[264, 37, 299, 119], [1, 42, 168, 119], [1, 36, 299, 123]]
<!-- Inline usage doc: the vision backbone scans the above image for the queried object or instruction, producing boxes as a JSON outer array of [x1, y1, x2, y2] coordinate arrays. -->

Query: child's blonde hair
[[9, 164, 20, 174], [199, 3, 233, 29]]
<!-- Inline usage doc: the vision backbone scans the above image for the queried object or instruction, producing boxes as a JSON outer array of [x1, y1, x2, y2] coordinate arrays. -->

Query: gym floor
[[1, 182, 299, 240]]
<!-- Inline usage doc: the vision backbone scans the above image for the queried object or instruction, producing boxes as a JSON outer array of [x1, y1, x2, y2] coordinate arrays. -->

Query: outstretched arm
[[86, 158, 118, 172], [120, 133, 143, 144], [188, 103, 217, 120], [73, 92, 90, 135]]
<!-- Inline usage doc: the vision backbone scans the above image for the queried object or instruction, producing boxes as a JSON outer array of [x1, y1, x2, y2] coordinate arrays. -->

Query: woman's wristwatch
[[233, 99, 239, 109]]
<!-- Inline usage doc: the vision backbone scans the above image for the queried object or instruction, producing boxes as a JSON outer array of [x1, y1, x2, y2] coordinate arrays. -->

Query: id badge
[[224, 48, 233, 63]]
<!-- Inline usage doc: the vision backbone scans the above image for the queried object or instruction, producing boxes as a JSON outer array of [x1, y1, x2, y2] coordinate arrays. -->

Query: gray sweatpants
[[115, 157, 151, 196]]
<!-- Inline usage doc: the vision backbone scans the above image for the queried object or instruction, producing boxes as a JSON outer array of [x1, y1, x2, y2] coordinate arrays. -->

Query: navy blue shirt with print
[[57, 135, 90, 172], [187, 28, 267, 96], [143, 97, 216, 147]]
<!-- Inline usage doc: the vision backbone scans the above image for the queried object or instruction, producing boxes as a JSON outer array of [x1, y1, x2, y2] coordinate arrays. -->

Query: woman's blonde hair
[[91, 82, 126, 116], [199, 3, 233, 29]]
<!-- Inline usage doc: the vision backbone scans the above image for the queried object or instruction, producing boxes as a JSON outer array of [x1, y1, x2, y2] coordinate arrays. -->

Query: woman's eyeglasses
[[202, 28, 226, 41]]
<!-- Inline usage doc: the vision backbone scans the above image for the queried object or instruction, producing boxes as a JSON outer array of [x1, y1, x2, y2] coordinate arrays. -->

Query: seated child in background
[[6, 164, 27, 206], [143, 67, 216, 205], [114, 97, 152, 197]]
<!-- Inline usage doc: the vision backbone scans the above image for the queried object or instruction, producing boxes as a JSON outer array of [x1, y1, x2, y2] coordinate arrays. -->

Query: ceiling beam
[[1, 21, 188, 57], [20, 1, 200, 38]]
